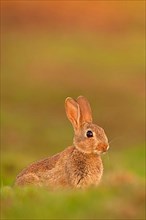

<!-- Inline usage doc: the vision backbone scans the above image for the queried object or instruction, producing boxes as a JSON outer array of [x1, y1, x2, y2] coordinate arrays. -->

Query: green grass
[[1, 176, 145, 220], [1, 175, 145, 219]]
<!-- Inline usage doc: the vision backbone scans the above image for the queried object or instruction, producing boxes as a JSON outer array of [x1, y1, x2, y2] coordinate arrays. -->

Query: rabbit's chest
[[66, 152, 103, 188]]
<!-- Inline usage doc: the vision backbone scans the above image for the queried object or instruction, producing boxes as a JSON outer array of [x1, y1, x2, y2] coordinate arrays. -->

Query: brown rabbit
[[15, 96, 109, 189]]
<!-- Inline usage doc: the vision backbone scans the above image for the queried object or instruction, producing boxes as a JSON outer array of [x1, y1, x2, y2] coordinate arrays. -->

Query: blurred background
[[1, 1, 145, 219]]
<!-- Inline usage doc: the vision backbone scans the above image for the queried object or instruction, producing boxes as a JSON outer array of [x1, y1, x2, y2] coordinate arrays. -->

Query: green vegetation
[[1, 178, 145, 219]]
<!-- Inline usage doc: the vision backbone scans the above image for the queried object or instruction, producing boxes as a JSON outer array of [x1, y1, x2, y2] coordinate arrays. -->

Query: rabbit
[[15, 96, 109, 189]]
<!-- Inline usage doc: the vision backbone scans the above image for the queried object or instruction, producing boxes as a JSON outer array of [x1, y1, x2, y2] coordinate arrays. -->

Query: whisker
[[108, 136, 124, 144], [106, 151, 111, 169], [105, 136, 125, 169]]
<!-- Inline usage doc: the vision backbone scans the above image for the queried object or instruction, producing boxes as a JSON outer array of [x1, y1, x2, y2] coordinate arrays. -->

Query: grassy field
[[1, 4, 145, 218]]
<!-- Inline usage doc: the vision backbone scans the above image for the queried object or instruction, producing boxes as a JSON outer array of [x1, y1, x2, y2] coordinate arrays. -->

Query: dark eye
[[86, 130, 93, 138]]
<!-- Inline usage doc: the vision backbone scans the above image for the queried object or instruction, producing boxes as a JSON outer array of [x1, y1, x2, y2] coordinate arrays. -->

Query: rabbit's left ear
[[77, 96, 92, 124], [65, 97, 81, 131]]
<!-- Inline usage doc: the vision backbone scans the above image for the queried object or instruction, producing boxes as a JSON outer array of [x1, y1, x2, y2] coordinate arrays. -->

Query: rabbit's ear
[[77, 96, 92, 124], [65, 97, 81, 131]]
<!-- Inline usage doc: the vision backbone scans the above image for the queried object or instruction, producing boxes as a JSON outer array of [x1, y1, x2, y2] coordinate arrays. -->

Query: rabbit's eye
[[86, 130, 93, 138]]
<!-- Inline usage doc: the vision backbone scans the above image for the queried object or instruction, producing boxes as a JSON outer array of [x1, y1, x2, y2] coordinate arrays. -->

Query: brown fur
[[15, 96, 109, 189]]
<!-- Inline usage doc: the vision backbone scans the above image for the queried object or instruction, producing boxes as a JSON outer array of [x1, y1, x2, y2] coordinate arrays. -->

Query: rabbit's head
[[65, 96, 109, 155]]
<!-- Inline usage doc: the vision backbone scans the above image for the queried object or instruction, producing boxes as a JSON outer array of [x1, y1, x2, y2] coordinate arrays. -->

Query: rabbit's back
[[16, 153, 60, 178], [15, 146, 74, 187]]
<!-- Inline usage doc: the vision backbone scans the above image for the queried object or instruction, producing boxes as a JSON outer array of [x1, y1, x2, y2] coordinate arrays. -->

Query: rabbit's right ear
[[65, 97, 80, 131], [77, 96, 92, 124]]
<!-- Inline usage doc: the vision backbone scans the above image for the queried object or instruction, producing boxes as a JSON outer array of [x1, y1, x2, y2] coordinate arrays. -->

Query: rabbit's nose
[[98, 143, 109, 152]]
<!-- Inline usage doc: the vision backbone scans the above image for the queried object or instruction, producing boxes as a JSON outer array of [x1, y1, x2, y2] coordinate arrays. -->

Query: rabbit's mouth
[[94, 144, 109, 155], [93, 150, 103, 155]]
